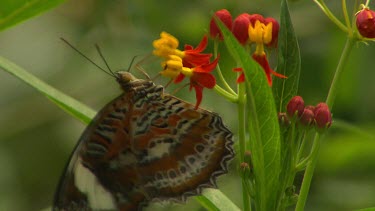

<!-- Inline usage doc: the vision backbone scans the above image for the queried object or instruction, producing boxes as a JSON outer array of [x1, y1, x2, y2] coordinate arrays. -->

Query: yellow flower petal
[[152, 31, 180, 58], [263, 22, 273, 45]]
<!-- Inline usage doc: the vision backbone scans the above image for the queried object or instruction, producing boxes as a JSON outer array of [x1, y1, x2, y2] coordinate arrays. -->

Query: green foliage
[[0, 0, 65, 31], [273, 0, 301, 112], [217, 15, 282, 211]]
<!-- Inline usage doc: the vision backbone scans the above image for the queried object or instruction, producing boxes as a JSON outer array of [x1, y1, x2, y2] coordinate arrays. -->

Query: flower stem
[[214, 40, 237, 95], [325, 37, 355, 108], [313, 0, 348, 33], [214, 85, 238, 103], [295, 37, 355, 211], [237, 82, 251, 211]]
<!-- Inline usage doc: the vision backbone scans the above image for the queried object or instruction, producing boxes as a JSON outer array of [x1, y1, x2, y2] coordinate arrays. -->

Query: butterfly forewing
[[54, 73, 234, 211]]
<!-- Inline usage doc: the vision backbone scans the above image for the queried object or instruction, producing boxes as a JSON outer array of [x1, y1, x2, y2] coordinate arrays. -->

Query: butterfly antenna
[[133, 53, 152, 80], [94, 44, 116, 78], [171, 83, 190, 96], [60, 38, 115, 78]]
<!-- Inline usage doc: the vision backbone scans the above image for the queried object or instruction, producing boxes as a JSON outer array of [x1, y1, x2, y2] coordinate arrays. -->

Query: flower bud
[[356, 8, 375, 38], [232, 13, 251, 45], [315, 102, 329, 111], [210, 9, 233, 40], [249, 14, 264, 25], [278, 112, 291, 127], [300, 108, 314, 126], [287, 96, 305, 118], [264, 17, 279, 47], [314, 104, 332, 129]]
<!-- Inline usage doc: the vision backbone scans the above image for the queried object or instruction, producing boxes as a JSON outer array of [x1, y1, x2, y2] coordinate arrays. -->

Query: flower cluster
[[153, 32, 218, 109], [210, 9, 287, 85], [281, 96, 332, 131]]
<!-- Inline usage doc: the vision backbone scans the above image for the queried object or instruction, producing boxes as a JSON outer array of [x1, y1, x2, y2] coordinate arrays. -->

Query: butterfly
[[53, 69, 235, 210]]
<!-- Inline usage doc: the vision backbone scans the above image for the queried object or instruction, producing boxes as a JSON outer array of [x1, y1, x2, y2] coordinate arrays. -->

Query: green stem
[[237, 82, 251, 211], [214, 40, 237, 95], [214, 85, 238, 103], [325, 38, 355, 108], [295, 37, 355, 211], [313, 0, 348, 33]]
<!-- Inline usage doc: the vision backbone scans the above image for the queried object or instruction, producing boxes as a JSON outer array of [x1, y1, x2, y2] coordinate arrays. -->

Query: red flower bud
[[314, 104, 332, 129], [287, 96, 305, 118], [249, 14, 264, 25], [356, 8, 375, 38], [300, 108, 315, 126], [232, 13, 251, 45], [264, 17, 279, 47], [210, 9, 233, 40], [305, 105, 315, 112]]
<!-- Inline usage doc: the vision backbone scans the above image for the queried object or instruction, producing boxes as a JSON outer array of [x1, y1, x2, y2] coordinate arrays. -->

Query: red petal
[[174, 73, 185, 83], [233, 67, 243, 72], [194, 56, 219, 73], [236, 73, 245, 83], [271, 70, 287, 79], [184, 53, 212, 66], [252, 53, 273, 86], [193, 35, 208, 52], [184, 44, 193, 50], [192, 72, 216, 88], [192, 83, 203, 109]]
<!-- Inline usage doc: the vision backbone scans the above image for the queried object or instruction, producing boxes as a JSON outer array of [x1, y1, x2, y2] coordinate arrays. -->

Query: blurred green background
[[0, 0, 374, 210]]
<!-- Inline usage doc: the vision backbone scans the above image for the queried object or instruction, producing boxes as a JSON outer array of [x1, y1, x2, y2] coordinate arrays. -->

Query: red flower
[[183, 35, 212, 66], [176, 57, 219, 109], [232, 13, 251, 45], [264, 17, 280, 47], [252, 53, 287, 86], [210, 9, 233, 40], [356, 7, 375, 38]]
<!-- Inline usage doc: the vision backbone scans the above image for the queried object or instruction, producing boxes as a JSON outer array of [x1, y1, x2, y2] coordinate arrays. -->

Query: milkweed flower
[[153, 32, 212, 67], [232, 13, 251, 45], [248, 16, 286, 85], [153, 32, 218, 109]]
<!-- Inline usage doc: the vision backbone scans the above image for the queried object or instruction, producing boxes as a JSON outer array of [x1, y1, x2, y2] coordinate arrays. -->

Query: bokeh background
[[0, 0, 374, 210]]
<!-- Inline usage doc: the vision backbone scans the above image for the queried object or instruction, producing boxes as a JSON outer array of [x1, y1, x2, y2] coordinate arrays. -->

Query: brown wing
[[53, 81, 234, 211]]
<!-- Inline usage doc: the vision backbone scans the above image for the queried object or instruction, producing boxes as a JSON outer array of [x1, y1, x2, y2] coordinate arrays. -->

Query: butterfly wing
[[53, 81, 234, 211]]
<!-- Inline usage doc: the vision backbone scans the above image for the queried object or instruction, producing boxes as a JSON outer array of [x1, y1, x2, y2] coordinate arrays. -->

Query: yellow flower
[[160, 55, 191, 78], [152, 32, 184, 58], [248, 20, 273, 55]]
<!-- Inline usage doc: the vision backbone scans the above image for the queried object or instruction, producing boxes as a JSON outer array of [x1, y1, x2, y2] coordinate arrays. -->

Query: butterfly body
[[54, 72, 234, 211]]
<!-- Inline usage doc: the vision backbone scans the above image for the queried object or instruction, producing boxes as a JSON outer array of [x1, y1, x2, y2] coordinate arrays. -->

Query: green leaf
[[216, 17, 281, 210], [196, 189, 241, 211], [355, 208, 375, 211], [0, 0, 66, 31], [0, 55, 239, 210], [273, 0, 301, 112], [0, 55, 95, 124]]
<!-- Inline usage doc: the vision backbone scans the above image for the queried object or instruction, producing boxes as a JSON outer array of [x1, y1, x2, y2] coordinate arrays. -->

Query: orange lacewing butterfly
[[53, 39, 235, 210]]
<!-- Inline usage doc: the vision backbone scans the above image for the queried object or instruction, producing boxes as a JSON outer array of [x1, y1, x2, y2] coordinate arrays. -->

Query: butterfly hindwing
[[54, 76, 234, 211]]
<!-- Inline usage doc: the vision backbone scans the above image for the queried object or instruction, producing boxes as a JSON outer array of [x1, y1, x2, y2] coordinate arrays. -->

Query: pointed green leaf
[[216, 17, 281, 211], [0, 0, 66, 31], [273, 0, 301, 112], [0, 55, 95, 123]]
